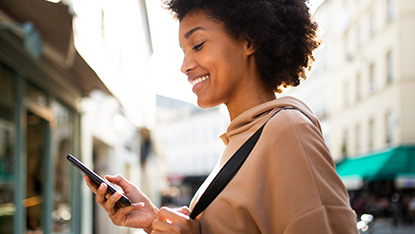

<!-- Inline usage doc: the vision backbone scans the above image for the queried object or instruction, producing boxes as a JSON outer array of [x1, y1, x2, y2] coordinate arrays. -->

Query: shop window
[[51, 101, 74, 233], [25, 82, 48, 107], [0, 64, 15, 234], [25, 111, 47, 233]]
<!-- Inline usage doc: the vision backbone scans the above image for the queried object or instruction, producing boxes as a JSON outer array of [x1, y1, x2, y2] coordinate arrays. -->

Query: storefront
[[0, 61, 81, 233], [336, 146, 415, 187], [336, 146, 415, 220], [0, 1, 110, 232]]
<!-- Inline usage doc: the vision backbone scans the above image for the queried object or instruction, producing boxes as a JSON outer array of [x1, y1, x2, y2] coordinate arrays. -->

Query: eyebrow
[[184, 26, 206, 39]]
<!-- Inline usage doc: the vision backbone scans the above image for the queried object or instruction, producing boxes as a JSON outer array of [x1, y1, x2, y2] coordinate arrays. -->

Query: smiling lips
[[189, 75, 210, 87]]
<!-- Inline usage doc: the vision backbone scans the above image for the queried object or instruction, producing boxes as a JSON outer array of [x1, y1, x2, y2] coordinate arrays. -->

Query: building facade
[[287, 0, 415, 199], [0, 0, 154, 234], [321, 0, 415, 161], [154, 95, 229, 206], [289, 0, 414, 161], [282, 0, 415, 221]]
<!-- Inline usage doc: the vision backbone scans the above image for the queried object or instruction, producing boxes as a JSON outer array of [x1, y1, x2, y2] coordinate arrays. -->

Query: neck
[[225, 55, 276, 121], [225, 82, 276, 121]]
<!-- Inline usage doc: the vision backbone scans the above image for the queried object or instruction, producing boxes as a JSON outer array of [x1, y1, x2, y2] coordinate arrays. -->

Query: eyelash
[[193, 42, 205, 51]]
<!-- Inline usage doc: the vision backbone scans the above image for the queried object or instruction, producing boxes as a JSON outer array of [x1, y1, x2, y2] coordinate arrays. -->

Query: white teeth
[[190, 75, 209, 86]]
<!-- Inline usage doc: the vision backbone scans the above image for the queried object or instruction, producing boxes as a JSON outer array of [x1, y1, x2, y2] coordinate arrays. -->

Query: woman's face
[[179, 10, 256, 109]]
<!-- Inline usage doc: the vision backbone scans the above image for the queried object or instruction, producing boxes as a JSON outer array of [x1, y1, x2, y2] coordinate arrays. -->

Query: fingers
[[90, 182, 119, 217], [152, 207, 191, 232], [97, 186, 127, 218], [151, 218, 171, 233], [105, 174, 127, 187], [110, 202, 145, 225], [176, 206, 191, 216], [158, 207, 189, 222], [83, 175, 98, 192], [95, 183, 110, 206]]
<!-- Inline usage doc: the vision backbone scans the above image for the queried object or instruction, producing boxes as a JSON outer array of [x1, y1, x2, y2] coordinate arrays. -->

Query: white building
[[154, 95, 229, 206], [288, 0, 415, 191], [72, 0, 158, 233], [320, 0, 414, 160]]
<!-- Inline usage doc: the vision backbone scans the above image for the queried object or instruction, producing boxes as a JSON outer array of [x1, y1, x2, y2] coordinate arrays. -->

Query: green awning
[[336, 146, 415, 183]]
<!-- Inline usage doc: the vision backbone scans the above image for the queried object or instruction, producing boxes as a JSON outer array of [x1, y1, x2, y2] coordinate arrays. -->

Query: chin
[[196, 98, 221, 109]]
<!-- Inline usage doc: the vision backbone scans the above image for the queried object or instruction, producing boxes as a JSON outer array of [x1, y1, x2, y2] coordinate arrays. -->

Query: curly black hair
[[163, 0, 321, 92]]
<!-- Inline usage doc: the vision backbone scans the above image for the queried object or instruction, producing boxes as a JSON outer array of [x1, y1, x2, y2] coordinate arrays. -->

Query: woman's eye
[[193, 42, 205, 51]]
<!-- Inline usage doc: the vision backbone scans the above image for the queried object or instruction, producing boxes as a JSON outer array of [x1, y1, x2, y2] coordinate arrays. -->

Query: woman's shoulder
[[266, 106, 317, 131], [259, 105, 325, 149]]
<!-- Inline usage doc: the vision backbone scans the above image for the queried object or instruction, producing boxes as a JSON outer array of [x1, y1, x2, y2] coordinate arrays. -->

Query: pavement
[[361, 218, 415, 234]]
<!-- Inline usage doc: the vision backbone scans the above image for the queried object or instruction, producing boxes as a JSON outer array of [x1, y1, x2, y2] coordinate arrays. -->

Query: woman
[[84, 0, 358, 233]]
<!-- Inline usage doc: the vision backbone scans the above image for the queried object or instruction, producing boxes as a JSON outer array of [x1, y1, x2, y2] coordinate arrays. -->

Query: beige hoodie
[[190, 96, 358, 234]]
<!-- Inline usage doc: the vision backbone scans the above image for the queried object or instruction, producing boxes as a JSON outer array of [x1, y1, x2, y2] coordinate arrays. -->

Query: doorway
[[25, 111, 48, 233]]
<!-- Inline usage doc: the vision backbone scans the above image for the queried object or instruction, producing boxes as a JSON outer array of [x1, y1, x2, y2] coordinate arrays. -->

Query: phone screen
[[66, 154, 131, 207]]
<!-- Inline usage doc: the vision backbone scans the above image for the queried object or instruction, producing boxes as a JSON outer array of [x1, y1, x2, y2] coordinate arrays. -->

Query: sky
[[146, 0, 325, 104]]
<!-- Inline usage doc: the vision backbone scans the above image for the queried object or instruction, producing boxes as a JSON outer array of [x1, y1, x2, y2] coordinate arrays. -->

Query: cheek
[[199, 44, 246, 79]]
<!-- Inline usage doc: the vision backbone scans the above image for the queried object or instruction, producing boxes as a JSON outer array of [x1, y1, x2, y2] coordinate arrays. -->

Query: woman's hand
[[84, 174, 158, 233], [151, 206, 200, 234]]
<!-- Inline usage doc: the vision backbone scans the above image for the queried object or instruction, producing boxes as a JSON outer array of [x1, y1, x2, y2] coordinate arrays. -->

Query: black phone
[[66, 154, 131, 207]]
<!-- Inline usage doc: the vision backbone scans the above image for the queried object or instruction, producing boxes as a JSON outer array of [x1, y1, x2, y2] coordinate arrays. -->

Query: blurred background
[[0, 0, 413, 233]]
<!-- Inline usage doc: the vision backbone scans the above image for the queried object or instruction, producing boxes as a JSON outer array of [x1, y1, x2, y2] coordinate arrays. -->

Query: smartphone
[[66, 154, 131, 207]]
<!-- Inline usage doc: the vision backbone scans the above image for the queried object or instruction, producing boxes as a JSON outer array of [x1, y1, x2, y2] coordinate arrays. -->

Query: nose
[[181, 54, 196, 74]]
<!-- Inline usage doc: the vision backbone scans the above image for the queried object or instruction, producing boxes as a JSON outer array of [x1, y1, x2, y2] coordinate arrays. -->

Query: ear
[[244, 37, 256, 56]]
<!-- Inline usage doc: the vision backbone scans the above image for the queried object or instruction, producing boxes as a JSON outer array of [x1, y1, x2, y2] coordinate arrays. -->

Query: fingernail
[[138, 202, 145, 208], [99, 184, 105, 191]]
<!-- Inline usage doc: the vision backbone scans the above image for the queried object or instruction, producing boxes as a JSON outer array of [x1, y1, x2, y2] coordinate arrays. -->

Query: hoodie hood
[[220, 96, 320, 145]]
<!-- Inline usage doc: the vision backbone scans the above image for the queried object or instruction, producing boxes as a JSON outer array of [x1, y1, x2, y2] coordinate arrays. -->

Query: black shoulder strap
[[190, 107, 304, 219]]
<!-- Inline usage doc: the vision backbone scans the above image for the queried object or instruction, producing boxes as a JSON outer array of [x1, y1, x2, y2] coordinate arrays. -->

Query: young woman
[[84, 0, 358, 233]]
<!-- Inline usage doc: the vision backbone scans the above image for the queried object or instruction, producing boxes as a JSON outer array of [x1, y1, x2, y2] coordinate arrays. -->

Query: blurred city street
[[0, 0, 414, 233], [364, 218, 415, 234]]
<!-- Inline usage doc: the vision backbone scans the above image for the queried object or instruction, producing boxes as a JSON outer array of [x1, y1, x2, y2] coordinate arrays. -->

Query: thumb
[[105, 175, 138, 195], [105, 174, 127, 186]]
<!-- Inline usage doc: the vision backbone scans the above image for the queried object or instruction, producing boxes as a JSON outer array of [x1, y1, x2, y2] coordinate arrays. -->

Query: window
[[0, 64, 15, 234], [355, 123, 361, 153], [369, 11, 377, 37], [356, 25, 362, 48], [356, 73, 362, 102], [387, 0, 395, 22], [25, 82, 48, 107], [369, 118, 375, 151], [369, 63, 376, 94], [385, 111, 393, 144], [51, 101, 74, 233], [101, 8, 106, 40], [25, 111, 48, 233], [386, 51, 394, 84], [341, 129, 348, 157], [343, 80, 349, 107]]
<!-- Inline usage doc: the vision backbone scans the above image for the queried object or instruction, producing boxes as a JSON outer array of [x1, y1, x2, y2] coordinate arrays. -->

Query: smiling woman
[[146, 0, 324, 104], [83, 1, 358, 233], [178, 10, 263, 114]]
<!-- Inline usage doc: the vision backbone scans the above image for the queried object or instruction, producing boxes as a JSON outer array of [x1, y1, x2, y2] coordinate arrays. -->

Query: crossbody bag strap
[[189, 107, 306, 219]]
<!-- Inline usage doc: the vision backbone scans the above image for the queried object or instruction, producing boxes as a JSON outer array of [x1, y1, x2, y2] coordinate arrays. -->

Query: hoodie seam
[[288, 111, 324, 207]]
